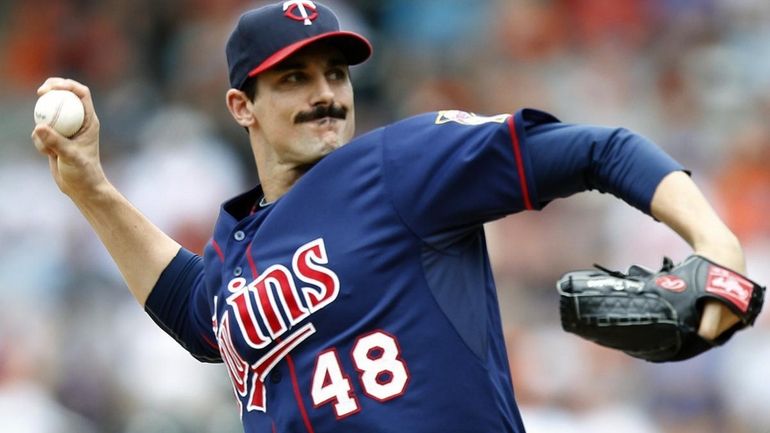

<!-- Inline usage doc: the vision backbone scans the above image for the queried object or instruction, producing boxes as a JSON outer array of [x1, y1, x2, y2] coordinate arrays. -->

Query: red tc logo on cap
[[283, 0, 318, 25]]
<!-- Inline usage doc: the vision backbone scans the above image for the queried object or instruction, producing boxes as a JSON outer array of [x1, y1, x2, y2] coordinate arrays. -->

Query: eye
[[327, 67, 348, 81], [282, 72, 305, 84]]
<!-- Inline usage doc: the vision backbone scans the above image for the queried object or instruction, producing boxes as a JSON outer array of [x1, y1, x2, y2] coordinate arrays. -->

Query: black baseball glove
[[557, 255, 765, 362]]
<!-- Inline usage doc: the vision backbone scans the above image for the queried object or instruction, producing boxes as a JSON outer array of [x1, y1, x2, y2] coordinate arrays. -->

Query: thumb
[[31, 124, 71, 158], [698, 301, 740, 340]]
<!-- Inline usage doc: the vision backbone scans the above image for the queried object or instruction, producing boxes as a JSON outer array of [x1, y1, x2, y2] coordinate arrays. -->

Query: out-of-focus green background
[[1, 1, 769, 432]]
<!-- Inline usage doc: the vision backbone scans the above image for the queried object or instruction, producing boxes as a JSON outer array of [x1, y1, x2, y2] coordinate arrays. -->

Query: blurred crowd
[[1, 0, 769, 432]]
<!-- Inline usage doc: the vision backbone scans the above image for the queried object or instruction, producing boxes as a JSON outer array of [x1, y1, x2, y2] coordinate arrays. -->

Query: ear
[[226, 89, 256, 128]]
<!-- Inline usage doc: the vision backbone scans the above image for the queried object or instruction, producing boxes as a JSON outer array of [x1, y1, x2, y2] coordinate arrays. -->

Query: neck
[[259, 162, 314, 203]]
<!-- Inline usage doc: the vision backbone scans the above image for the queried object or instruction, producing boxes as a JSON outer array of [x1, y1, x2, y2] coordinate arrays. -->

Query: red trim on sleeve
[[211, 240, 225, 262], [507, 115, 533, 210], [286, 354, 316, 433]]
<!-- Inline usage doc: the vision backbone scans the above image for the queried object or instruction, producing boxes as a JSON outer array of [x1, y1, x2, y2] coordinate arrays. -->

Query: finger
[[37, 77, 70, 95], [64, 80, 98, 131], [37, 78, 99, 133], [37, 77, 89, 95]]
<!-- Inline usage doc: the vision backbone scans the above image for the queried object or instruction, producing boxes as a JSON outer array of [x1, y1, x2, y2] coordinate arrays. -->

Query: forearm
[[650, 171, 744, 272], [70, 180, 181, 306], [650, 170, 744, 339], [32, 78, 181, 306]]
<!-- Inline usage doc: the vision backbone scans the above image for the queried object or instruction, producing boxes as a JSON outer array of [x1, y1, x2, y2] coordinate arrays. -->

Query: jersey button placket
[[232, 231, 246, 277]]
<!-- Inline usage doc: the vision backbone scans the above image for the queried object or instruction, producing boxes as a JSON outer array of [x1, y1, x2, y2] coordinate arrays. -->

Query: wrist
[[65, 176, 118, 206], [693, 233, 745, 274]]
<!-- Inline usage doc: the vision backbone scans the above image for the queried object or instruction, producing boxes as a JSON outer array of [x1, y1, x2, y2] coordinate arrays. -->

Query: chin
[[295, 129, 352, 163], [299, 140, 340, 165], [320, 132, 347, 151]]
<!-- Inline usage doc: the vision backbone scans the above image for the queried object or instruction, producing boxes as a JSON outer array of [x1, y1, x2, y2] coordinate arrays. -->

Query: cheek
[[340, 83, 354, 106], [345, 110, 356, 139], [344, 93, 356, 132], [255, 100, 295, 134]]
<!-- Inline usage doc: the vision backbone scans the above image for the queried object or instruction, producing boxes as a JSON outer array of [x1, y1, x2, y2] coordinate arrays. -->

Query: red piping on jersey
[[201, 333, 218, 350], [246, 241, 259, 278], [212, 239, 225, 262], [507, 115, 533, 210], [286, 353, 315, 433], [245, 241, 314, 432], [206, 240, 225, 352]]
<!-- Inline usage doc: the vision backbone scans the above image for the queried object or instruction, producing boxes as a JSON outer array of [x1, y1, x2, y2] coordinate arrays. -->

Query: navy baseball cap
[[226, 1, 373, 89]]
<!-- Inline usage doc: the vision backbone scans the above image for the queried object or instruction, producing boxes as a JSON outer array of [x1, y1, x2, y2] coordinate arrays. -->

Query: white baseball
[[33, 90, 85, 137]]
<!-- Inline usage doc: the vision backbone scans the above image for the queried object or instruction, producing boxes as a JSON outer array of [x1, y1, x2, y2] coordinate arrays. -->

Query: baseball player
[[31, 1, 755, 432]]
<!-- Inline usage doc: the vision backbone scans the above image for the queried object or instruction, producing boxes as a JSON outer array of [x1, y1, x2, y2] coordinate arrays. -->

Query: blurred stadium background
[[1, 0, 769, 432]]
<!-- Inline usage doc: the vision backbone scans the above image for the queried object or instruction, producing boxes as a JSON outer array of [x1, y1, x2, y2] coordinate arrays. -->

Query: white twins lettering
[[226, 238, 338, 347], [215, 238, 339, 413]]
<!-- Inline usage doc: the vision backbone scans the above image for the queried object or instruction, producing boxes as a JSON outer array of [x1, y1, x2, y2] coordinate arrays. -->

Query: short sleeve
[[145, 248, 221, 363]]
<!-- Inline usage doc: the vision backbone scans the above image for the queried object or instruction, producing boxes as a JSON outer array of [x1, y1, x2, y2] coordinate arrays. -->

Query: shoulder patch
[[435, 110, 510, 126]]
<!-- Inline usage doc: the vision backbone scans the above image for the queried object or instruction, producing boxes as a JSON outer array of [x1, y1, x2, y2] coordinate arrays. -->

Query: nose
[[311, 75, 335, 106]]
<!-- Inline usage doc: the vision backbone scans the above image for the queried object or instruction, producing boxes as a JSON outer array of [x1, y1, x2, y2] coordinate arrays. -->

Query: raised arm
[[522, 114, 752, 342], [650, 171, 743, 340], [30, 78, 181, 306]]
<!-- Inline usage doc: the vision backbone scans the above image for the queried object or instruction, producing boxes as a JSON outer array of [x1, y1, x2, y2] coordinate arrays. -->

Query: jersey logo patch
[[435, 110, 509, 126]]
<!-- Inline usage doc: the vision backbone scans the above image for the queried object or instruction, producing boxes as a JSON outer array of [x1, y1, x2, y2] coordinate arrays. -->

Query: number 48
[[311, 331, 409, 418]]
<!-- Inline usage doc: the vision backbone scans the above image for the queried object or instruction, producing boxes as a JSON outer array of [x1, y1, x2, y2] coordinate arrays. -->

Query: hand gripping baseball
[[557, 255, 765, 362], [31, 78, 107, 198]]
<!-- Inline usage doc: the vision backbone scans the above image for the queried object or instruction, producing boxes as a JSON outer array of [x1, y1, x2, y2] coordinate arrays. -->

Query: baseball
[[34, 89, 85, 137]]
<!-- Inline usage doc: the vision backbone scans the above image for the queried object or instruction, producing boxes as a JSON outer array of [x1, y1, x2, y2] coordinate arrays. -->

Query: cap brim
[[247, 31, 372, 78]]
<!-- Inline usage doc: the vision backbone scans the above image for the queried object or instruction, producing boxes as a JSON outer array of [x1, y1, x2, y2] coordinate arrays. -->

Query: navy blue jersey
[[146, 109, 682, 432]]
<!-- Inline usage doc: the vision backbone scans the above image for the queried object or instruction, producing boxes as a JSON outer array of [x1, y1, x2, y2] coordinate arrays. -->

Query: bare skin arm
[[31, 78, 180, 306], [650, 171, 743, 340]]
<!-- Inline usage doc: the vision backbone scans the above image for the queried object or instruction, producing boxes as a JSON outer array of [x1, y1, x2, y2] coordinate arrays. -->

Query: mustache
[[295, 104, 348, 124]]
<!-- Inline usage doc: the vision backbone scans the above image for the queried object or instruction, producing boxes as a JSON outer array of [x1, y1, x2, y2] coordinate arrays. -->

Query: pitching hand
[[31, 78, 107, 198]]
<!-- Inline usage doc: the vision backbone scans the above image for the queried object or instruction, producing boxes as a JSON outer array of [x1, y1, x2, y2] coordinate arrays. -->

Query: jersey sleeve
[[382, 110, 537, 243], [144, 248, 221, 363], [523, 112, 684, 213], [382, 108, 683, 243]]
